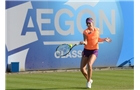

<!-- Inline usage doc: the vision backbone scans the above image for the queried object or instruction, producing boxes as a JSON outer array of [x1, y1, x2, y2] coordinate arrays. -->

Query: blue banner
[[5, 0, 134, 71]]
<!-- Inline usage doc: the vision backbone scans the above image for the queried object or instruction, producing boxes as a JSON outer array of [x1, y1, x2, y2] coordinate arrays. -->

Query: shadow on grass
[[6, 87, 87, 90]]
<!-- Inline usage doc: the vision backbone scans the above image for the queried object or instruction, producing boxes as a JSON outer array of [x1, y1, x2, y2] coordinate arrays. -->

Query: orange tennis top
[[83, 27, 104, 50]]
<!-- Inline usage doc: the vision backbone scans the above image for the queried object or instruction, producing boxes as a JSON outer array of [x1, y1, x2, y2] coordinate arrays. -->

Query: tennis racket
[[55, 43, 81, 57]]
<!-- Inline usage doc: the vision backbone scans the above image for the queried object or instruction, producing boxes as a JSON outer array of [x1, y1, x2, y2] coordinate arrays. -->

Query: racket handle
[[76, 42, 84, 45], [79, 41, 87, 45]]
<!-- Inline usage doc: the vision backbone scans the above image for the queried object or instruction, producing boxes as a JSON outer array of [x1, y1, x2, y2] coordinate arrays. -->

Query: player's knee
[[80, 67, 85, 72], [88, 65, 93, 70]]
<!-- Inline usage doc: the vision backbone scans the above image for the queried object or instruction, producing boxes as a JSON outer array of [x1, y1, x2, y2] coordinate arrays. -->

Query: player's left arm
[[97, 28, 111, 42], [98, 37, 106, 42]]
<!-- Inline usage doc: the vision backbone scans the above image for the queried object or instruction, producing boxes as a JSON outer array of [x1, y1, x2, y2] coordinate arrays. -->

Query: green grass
[[6, 69, 134, 90]]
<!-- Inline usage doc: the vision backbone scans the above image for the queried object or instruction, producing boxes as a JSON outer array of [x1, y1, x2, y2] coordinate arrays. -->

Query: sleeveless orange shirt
[[83, 27, 103, 50]]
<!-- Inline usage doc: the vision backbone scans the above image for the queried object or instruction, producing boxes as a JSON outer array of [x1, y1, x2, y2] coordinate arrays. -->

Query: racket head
[[56, 44, 74, 57]]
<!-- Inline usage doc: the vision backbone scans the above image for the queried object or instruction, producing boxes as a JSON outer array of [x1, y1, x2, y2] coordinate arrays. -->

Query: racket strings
[[56, 44, 71, 56]]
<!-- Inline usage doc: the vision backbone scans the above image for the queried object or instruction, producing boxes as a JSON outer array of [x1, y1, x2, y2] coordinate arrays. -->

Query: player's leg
[[80, 56, 88, 80], [86, 54, 96, 88], [86, 50, 98, 88], [87, 54, 96, 82]]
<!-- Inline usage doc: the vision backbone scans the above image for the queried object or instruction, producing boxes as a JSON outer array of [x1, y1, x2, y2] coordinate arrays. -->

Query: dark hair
[[86, 17, 93, 23]]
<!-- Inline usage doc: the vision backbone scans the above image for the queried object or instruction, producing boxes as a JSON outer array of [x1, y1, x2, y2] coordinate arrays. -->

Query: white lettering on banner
[[37, 9, 54, 35], [55, 9, 74, 35], [54, 50, 82, 58], [23, 8, 116, 46], [99, 10, 115, 34], [35, 9, 115, 37]]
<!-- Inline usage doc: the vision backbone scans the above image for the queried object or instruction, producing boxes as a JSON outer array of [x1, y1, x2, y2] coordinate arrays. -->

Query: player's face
[[87, 22, 94, 28]]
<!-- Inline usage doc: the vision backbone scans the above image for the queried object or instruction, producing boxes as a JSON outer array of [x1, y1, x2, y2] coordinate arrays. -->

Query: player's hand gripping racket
[[56, 43, 81, 57]]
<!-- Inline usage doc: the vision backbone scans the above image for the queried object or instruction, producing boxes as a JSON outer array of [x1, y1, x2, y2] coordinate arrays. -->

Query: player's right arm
[[83, 33, 87, 45], [80, 32, 87, 45]]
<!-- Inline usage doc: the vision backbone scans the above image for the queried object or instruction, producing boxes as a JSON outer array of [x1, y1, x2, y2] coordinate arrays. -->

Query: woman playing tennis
[[80, 17, 111, 88]]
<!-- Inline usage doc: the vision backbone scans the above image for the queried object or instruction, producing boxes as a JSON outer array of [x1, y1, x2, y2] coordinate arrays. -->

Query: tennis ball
[[69, 44, 73, 48]]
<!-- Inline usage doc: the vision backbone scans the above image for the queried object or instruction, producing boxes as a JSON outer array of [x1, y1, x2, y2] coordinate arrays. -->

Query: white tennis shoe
[[86, 79, 93, 89], [90, 79, 93, 84]]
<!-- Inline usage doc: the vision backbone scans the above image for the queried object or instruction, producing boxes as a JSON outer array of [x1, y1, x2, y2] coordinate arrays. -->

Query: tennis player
[[80, 17, 111, 88]]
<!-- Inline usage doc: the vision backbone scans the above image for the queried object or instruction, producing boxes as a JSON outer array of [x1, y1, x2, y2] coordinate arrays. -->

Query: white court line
[[43, 41, 103, 45]]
